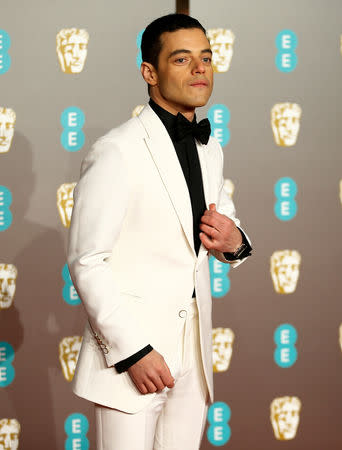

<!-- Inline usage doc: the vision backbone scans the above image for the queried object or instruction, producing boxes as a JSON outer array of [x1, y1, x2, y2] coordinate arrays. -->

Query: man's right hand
[[127, 349, 175, 394]]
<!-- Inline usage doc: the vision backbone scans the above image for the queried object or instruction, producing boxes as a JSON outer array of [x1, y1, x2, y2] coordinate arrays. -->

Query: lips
[[190, 79, 209, 87]]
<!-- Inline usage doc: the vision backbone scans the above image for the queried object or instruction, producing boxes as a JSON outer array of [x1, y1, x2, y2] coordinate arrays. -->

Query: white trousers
[[95, 296, 209, 450]]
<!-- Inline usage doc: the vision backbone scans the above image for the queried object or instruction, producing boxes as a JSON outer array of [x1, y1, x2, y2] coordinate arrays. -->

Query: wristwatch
[[223, 228, 252, 261]]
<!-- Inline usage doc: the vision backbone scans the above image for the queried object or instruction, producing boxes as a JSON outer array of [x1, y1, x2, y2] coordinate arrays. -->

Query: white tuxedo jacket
[[67, 104, 251, 413]]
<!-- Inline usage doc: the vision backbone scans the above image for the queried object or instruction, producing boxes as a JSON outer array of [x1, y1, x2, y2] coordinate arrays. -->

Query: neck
[[150, 93, 195, 122]]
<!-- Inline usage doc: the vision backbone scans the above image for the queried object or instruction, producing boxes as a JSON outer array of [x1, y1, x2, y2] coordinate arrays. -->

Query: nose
[[191, 57, 206, 74], [72, 44, 80, 58]]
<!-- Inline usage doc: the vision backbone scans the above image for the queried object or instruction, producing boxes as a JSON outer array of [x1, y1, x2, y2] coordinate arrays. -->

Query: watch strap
[[223, 227, 252, 261]]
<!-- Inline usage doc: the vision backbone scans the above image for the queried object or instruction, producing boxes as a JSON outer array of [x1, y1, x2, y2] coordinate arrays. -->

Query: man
[[67, 13, 252, 450]]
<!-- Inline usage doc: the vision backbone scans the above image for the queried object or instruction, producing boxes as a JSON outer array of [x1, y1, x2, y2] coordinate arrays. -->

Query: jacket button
[[179, 310, 187, 318]]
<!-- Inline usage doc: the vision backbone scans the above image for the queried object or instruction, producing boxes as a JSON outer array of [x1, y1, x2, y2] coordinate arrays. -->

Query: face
[[57, 183, 76, 228], [274, 402, 300, 439], [271, 251, 301, 294], [276, 110, 300, 145], [145, 28, 214, 115], [275, 256, 299, 293], [212, 328, 234, 372], [0, 264, 17, 310], [223, 179, 235, 199], [0, 421, 20, 450], [0, 110, 15, 153], [207, 28, 235, 73], [59, 336, 82, 381], [56, 29, 89, 74], [271, 103, 301, 147], [62, 35, 87, 73]]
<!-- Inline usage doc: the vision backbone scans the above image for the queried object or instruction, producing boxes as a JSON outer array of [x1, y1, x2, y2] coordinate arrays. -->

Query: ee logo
[[209, 255, 231, 297], [275, 29, 298, 72], [62, 263, 81, 305], [136, 29, 144, 68], [274, 324, 298, 368], [207, 104, 230, 147], [65, 413, 89, 450], [274, 177, 297, 221], [0, 29, 11, 74], [207, 402, 231, 446], [0, 342, 15, 387], [61, 107, 85, 152], [0, 185, 13, 231]]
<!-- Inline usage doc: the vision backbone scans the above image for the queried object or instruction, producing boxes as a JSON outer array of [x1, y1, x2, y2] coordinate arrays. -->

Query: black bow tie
[[174, 113, 211, 145]]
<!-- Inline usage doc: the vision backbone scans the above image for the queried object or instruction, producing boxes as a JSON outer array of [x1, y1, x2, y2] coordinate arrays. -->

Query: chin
[[186, 96, 210, 108]]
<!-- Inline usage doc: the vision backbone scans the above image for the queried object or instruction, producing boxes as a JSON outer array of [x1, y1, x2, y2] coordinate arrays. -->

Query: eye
[[175, 57, 186, 63], [203, 57, 212, 63]]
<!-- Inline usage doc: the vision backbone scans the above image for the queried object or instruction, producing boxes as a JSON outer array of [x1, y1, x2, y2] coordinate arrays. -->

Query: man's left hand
[[199, 203, 242, 253]]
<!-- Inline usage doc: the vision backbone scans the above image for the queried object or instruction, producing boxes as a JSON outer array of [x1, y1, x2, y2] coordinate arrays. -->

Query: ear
[[140, 62, 158, 88]]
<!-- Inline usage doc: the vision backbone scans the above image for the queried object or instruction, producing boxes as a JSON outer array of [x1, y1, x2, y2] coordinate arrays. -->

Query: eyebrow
[[168, 48, 213, 59]]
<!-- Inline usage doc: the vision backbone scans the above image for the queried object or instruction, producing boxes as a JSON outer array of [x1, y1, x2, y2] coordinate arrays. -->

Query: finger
[[160, 365, 175, 388], [200, 216, 221, 234], [144, 379, 158, 393], [138, 382, 148, 395], [199, 223, 218, 238], [160, 373, 175, 389], [128, 370, 148, 394], [138, 384, 148, 394], [200, 232, 215, 249], [149, 374, 166, 391], [200, 214, 214, 225], [209, 203, 216, 211]]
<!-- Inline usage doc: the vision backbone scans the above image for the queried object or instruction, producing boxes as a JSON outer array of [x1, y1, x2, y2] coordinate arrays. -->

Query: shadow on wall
[[0, 132, 86, 448]]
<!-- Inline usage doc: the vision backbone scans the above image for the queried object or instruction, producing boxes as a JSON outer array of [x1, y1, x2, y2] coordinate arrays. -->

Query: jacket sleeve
[[114, 344, 154, 373], [67, 137, 151, 367], [209, 139, 252, 268]]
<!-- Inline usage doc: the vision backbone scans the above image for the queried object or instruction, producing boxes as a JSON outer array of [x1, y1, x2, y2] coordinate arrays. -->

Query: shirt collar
[[148, 98, 197, 143]]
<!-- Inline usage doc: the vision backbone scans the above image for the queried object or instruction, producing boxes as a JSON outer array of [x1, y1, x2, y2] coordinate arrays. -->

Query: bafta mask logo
[[271, 103, 302, 147], [0, 108, 16, 154], [270, 250, 301, 294], [56, 28, 89, 74], [132, 105, 144, 117], [207, 28, 235, 73], [212, 327, 235, 373], [223, 179, 234, 199], [57, 182, 76, 228], [0, 264, 17, 310], [59, 336, 82, 382], [270, 396, 301, 440], [0, 418, 20, 450]]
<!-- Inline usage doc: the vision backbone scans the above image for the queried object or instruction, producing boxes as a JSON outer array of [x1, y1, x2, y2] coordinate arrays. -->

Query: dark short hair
[[141, 13, 206, 70]]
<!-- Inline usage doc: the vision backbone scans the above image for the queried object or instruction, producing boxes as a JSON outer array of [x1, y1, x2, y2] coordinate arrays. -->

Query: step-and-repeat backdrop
[[0, 0, 341, 448]]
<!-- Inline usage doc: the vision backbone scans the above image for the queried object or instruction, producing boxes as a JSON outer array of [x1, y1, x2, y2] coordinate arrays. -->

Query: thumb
[[209, 203, 216, 211]]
